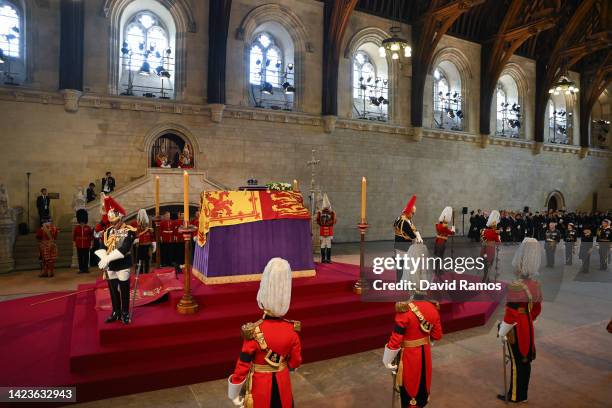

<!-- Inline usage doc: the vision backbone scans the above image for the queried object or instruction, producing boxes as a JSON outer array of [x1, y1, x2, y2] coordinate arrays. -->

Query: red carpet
[[0, 263, 503, 405]]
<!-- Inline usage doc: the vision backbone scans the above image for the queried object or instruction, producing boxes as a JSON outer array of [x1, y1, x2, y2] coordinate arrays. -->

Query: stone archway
[[546, 190, 565, 211]]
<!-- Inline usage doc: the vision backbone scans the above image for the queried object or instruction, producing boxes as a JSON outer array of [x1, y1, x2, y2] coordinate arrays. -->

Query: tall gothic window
[[0, 0, 22, 84], [495, 81, 521, 138], [249, 32, 294, 110], [352, 49, 388, 121], [433, 67, 463, 131], [547, 99, 570, 144], [119, 11, 175, 99]]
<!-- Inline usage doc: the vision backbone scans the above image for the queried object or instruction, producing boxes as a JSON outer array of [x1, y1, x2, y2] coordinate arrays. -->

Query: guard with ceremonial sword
[[433, 206, 455, 276], [497, 237, 543, 403], [382, 244, 443, 408], [95, 193, 137, 325]]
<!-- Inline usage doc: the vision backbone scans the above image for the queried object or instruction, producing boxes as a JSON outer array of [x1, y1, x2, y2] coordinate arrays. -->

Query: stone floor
[[1, 240, 611, 407]]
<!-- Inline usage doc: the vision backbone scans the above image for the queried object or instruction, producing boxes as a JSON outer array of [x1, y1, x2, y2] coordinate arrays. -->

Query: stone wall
[[0, 0, 610, 241]]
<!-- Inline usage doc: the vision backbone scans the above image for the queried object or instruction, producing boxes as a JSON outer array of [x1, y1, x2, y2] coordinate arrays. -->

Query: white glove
[[231, 396, 244, 407], [227, 376, 245, 402], [382, 345, 399, 371], [133, 238, 139, 245], [498, 321, 515, 343], [98, 249, 124, 270], [451, 226, 456, 233], [415, 231, 423, 244], [151, 242, 157, 253]]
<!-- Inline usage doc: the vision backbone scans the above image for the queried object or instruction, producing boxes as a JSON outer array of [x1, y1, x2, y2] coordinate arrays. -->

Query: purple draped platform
[[193, 218, 315, 283]]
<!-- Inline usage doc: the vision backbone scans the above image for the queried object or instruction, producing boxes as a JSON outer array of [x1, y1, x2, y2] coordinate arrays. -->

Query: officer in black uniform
[[596, 219, 611, 270], [394, 195, 422, 282], [544, 222, 562, 267], [564, 223, 578, 265], [579, 227, 595, 274]]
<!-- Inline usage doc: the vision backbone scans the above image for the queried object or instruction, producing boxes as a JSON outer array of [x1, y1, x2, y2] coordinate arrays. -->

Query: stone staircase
[[13, 232, 73, 271]]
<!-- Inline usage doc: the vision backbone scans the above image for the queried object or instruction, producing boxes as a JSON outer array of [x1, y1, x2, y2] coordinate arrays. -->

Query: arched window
[[352, 46, 389, 122], [0, 0, 24, 84], [248, 31, 294, 110], [119, 10, 175, 99], [495, 75, 521, 138], [150, 133, 194, 169], [432, 64, 463, 131], [547, 97, 570, 144], [591, 91, 610, 149]]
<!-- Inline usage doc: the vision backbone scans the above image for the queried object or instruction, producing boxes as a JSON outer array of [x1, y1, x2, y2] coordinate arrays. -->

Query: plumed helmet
[[257, 258, 292, 317], [402, 195, 417, 216], [322, 193, 332, 210], [512, 237, 542, 278], [487, 210, 500, 227], [137, 208, 149, 227], [439, 206, 453, 223], [101, 193, 126, 223]]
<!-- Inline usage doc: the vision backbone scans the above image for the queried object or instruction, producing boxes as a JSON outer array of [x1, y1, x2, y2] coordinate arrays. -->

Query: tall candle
[[183, 171, 189, 226], [155, 176, 160, 217], [361, 177, 366, 223]]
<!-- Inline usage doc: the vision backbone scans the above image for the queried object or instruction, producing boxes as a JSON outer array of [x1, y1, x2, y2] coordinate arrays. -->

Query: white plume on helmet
[[137, 208, 149, 228], [322, 193, 332, 210], [257, 258, 292, 317], [512, 237, 542, 278], [487, 210, 500, 227], [439, 206, 453, 223]]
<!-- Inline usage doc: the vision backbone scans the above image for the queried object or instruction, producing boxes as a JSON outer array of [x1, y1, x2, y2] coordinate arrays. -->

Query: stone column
[[59, 0, 84, 109], [0, 216, 16, 273]]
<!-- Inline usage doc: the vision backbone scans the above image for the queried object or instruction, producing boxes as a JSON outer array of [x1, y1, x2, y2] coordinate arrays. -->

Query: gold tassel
[[244, 367, 254, 408]]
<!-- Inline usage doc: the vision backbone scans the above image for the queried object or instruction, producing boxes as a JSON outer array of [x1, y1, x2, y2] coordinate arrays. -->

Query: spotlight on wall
[[262, 82, 273, 95], [138, 61, 151, 76], [282, 82, 295, 94], [287, 63, 294, 71]]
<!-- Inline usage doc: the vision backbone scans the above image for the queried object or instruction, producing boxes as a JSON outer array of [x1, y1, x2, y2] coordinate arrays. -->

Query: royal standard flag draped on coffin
[[197, 190, 310, 247]]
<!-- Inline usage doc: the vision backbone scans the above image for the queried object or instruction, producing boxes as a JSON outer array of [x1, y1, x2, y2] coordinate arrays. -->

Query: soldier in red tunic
[[36, 218, 59, 278], [316, 193, 336, 263], [228, 258, 302, 408], [73, 209, 93, 273], [433, 206, 455, 276], [134, 209, 155, 274], [481, 210, 501, 282], [497, 237, 543, 403], [383, 244, 443, 407], [159, 211, 174, 267]]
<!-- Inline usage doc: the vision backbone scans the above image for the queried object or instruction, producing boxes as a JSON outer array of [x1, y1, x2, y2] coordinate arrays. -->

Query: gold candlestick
[[353, 222, 369, 295], [176, 225, 199, 314]]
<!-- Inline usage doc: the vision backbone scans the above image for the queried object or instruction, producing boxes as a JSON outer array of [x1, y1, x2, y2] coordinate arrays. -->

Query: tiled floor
[[2, 241, 611, 407]]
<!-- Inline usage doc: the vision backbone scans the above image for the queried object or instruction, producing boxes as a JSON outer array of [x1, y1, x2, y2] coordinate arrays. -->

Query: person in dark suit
[[86, 183, 97, 203], [101, 172, 116, 194], [36, 188, 51, 226]]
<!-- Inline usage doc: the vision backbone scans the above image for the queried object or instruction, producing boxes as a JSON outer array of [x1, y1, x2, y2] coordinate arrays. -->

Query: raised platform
[[0, 262, 503, 404]]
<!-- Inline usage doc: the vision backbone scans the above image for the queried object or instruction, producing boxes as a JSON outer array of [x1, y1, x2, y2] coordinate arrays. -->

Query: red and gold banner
[[197, 190, 310, 246]]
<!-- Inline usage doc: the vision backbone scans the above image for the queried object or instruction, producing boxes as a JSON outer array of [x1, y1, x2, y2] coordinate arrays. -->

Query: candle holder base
[[353, 222, 369, 295], [176, 295, 199, 314], [176, 225, 199, 315]]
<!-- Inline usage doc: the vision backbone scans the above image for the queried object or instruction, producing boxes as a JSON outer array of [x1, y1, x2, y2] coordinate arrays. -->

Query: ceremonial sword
[[390, 353, 400, 408], [129, 261, 142, 323]]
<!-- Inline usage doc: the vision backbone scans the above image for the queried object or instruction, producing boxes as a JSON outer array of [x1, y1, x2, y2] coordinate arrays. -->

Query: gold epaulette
[[395, 301, 410, 313], [508, 281, 525, 291], [241, 320, 263, 340], [429, 300, 440, 310], [287, 319, 301, 332]]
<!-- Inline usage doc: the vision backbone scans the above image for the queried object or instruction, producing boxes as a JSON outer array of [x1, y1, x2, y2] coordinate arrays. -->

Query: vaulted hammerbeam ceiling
[[322, 0, 360, 117], [534, 0, 611, 145], [410, 0, 485, 130], [479, 0, 558, 139], [579, 51, 612, 147]]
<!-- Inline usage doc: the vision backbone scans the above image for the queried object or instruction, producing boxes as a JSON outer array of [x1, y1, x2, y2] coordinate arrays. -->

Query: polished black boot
[[119, 279, 131, 325], [326, 248, 332, 263], [105, 279, 121, 323], [320, 248, 325, 263]]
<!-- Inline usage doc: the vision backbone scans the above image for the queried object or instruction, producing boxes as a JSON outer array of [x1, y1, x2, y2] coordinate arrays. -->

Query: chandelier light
[[378, 0, 411, 60], [549, 74, 579, 96]]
